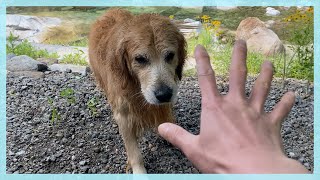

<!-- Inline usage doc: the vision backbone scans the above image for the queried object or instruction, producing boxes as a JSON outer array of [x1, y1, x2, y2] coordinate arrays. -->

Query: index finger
[[194, 45, 219, 100]]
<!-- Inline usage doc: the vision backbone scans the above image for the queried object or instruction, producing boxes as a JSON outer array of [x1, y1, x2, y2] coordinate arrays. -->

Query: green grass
[[183, 68, 197, 77], [48, 97, 61, 124], [7, 33, 88, 66], [68, 38, 88, 47], [60, 48, 88, 66], [6, 39, 59, 59], [185, 28, 313, 81], [206, 42, 313, 81], [60, 88, 76, 104]]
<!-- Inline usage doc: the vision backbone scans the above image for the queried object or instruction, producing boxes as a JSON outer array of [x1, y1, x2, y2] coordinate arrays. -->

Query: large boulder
[[235, 17, 284, 56], [176, 21, 202, 39], [37, 57, 59, 65], [266, 7, 280, 16], [6, 53, 16, 61], [7, 55, 48, 72], [6, 14, 61, 43]]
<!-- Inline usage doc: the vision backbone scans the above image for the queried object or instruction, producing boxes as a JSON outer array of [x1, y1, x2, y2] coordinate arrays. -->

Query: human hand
[[158, 40, 310, 173]]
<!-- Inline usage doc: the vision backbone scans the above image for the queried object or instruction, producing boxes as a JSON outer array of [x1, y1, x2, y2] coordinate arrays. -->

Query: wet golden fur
[[88, 8, 186, 173], [89, 9, 186, 135]]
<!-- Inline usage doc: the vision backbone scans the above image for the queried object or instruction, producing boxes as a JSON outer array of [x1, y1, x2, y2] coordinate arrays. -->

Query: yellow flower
[[211, 20, 221, 27], [169, 15, 174, 20], [307, 7, 314, 13], [201, 15, 211, 20]]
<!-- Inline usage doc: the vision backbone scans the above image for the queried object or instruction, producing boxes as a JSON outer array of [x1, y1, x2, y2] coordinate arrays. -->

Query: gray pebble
[[79, 160, 86, 166]]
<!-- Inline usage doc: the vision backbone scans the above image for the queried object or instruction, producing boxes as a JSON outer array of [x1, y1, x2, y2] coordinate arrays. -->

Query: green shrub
[[6, 33, 59, 59], [60, 48, 88, 66]]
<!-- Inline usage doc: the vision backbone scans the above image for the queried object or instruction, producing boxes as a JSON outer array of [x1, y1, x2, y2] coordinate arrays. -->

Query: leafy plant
[[60, 88, 76, 104], [282, 7, 314, 81], [187, 15, 222, 56], [60, 48, 88, 66], [48, 97, 61, 124], [6, 32, 19, 51], [68, 38, 88, 47], [6, 33, 59, 59], [87, 97, 99, 117]]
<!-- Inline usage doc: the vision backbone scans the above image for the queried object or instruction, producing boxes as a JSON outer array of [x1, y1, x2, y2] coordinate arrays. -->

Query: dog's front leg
[[115, 113, 147, 174]]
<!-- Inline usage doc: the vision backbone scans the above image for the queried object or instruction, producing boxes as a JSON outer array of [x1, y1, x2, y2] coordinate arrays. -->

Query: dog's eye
[[164, 52, 175, 62], [135, 56, 148, 64]]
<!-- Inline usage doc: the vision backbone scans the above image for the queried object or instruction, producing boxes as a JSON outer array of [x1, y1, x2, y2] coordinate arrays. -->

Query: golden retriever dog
[[88, 9, 186, 173]]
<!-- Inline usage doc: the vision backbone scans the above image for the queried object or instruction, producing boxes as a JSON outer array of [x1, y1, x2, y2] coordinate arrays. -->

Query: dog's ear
[[114, 38, 132, 89], [176, 32, 187, 80]]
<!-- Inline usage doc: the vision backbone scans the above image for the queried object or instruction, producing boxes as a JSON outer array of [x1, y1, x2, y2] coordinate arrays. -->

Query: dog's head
[[115, 14, 186, 105]]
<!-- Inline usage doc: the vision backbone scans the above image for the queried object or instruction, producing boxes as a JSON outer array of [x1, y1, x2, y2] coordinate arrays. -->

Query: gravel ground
[[6, 71, 314, 174]]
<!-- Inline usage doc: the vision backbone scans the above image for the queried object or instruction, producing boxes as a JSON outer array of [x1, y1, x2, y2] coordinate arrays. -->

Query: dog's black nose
[[154, 85, 173, 103]]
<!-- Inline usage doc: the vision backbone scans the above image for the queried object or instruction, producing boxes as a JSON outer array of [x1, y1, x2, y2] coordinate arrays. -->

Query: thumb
[[158, 123, 196, 154]]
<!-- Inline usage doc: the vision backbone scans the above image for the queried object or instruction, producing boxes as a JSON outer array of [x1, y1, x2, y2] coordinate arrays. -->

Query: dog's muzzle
[[154, 84, 173, 103]]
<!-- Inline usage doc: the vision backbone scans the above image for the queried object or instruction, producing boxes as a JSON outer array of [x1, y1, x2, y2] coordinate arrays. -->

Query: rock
[[7, 53, 16, 61], [176, 21, 202, 38], [8, 71, 45, 78], [235, 17, 284, 56], [7, 55, 48, 72], [298, 157, 305, 163], [304, 162, 310, 167], [36, 58, 59, 65], [297, 6, 308, 10], [266, 7, 280, 16], [16, 150, 25, 156], [71, 155, 76, 161], [49, 64, 88, 75], [66, 68, 72, 73], [49, 155, 56, 162], [93, 147, 101, 153], [183, 18, 196, 23], [61, 138, 68, 144], [265, 20, 275, 29], [8, 150, 15, 156], [79, 166, 89, 172], [289, 152, 296, 158], [79, 160, 87, 166], [55, 132, 63, 139], [6, 14, 61, 43], [278, 6, 291, 11]]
